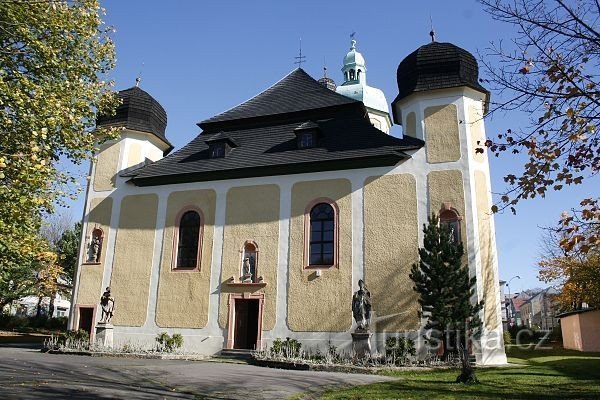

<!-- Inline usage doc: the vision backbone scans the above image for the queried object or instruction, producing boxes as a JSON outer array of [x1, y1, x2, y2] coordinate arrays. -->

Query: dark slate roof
[[391, 42, 489, 122], [204, 131, 238, 147], [199, 68, 359, 131], [130, 117, 423, 186], [96, 86, 173, 152], [128, 69, 424, 186]]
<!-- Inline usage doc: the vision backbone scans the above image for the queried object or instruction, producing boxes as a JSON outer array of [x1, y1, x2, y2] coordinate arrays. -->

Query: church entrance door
[[233, 299, 259, 350], [77, 307, 94, 337]]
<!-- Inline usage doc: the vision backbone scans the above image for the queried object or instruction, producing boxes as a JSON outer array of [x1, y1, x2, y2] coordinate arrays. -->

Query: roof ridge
[[198, 68, 359, 128], [197, 68, 301, 126]]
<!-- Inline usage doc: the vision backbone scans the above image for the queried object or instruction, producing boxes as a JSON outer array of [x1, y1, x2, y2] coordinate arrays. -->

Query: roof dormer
[[294, 121, 322, 149], [205, 131, 238, 158]]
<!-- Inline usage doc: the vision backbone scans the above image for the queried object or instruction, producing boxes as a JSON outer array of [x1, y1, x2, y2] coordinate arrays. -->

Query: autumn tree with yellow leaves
[[0, 0, 119, 309]]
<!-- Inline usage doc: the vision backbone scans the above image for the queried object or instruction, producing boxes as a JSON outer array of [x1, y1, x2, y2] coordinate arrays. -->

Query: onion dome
[[336, 39, 389, 115], [343, 39, 366, 67], [96, 86, 172, 150], [393, 41, 489, 103]]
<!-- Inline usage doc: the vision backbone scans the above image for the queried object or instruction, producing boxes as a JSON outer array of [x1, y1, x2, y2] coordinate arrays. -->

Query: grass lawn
[[317, 346, 600, 399]]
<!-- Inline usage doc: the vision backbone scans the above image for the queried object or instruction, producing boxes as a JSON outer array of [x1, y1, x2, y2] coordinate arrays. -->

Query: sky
[[61, 0, 597, 293]]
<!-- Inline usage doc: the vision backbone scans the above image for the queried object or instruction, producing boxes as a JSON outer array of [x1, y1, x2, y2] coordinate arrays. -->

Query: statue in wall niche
[[352, 279, 372, 331], [87, 229, 103, 263], [99, 287, 115, 324], [242, 257, 253, 282]]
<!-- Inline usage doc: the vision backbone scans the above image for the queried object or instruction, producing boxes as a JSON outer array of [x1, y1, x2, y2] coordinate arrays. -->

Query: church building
[[69, 38, 507, 365]]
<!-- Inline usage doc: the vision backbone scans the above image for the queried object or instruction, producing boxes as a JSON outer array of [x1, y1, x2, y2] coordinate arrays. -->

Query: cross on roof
[[294, 38, 306, 67]]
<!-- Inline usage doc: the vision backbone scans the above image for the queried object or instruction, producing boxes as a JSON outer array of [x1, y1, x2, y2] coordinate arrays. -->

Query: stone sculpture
[[242, 257, 253, 282], [352, 279, 372, 331], [99, 287, 115, 324], [88, 234, 101, 263]]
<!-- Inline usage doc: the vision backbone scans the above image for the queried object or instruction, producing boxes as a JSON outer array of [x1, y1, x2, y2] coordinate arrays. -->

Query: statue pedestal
[[95, 323, 114, 348], [351, 330, 372, 359]]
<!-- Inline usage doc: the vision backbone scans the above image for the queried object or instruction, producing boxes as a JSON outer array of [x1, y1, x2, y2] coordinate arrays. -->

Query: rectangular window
[[210, 143, 225, 158], [298, 133, 314, 149]]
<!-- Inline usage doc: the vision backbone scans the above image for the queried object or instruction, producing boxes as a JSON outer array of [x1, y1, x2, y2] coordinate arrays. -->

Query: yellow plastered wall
[[127, 142, 143, 167], [364, 174, 420, 331], [288, 179, 352, 332], [110, 194, 158, 326], [475, 171, 500, 331], [424, 104, 461, 163], [469, 105, 486, 164], [405, 112, 417, 137], [77, 197, 113, 305], [93, 142, 120, 191], [218, 185, 280, 330], [155, 189, 216, 328]]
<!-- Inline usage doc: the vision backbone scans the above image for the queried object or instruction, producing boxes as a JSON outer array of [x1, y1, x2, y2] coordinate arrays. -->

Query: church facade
[[69, 39, 507, 365]]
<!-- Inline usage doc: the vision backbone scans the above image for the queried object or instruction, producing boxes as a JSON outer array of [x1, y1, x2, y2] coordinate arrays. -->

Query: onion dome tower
[[391, 41, 489, 129], [91, 84, 172, 193], [96, 85, 172, 154], [336, 39, 391, 133], [391, 39, 506, 366]]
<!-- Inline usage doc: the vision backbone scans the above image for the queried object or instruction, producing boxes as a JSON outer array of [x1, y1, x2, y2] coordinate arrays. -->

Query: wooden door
[[233, 300, 259, 349]]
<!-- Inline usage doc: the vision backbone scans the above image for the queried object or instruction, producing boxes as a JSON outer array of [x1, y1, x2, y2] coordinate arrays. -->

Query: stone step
[[218, 348, 253, 360]]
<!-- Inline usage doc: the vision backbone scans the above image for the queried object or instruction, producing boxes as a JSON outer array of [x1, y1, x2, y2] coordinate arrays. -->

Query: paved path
[[0, 346, 392, 399]]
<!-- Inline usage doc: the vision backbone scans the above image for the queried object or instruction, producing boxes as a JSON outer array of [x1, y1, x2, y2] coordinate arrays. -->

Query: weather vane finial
[[429, 15, 435, 42], [135, 62, 145, 87], [294, 38, 306, 68]]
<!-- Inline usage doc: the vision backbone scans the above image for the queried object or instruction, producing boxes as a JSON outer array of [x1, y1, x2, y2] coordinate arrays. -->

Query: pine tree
[[410, 214, 483, 383]]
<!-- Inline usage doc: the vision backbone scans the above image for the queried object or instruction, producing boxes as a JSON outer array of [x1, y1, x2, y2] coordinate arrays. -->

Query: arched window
[[175, 210, 202, 269], [241, 241, 258, 283], [349, 69, 355, 80], [439, 206, 461, 245], [357, 69, 361, 80], [309, 203, 335, 266]]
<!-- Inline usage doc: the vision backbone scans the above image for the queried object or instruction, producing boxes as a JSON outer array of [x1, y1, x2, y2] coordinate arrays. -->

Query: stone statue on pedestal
[[352, 279, 372, 331], [99, 287, 115, 324], [351, 279, 373, 359]]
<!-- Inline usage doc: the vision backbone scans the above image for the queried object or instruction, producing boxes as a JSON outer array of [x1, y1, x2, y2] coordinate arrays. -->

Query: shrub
[[386, 336, 416, 361], [270, 337, 301, 358], [55, 329, 90, 349], [45, 317, 68, 331], [549, 326, 562, 343], [155, 332, 183, 352], [5, 316, 30, 330], [503, 330, 512, 346]]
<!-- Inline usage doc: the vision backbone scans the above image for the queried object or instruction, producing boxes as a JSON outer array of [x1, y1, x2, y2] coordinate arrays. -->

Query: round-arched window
[[309, 203, 335, 265], [176, 210, 201, 268]]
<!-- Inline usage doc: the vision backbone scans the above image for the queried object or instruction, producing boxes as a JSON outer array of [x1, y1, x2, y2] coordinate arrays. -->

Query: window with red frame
[[309, 203, 335, 265], [439, 209, 461, 245], [176, 210, 201, 268]]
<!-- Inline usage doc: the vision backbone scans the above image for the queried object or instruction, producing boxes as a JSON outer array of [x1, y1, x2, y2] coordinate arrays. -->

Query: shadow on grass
[[318, 348, 600, 400]]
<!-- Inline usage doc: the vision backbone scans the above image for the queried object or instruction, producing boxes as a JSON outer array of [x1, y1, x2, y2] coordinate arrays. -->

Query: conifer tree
[[410, 214, 483, 383]]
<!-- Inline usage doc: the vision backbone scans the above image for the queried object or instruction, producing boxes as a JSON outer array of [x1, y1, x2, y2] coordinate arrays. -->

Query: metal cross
[[294, 38, 306, 67]]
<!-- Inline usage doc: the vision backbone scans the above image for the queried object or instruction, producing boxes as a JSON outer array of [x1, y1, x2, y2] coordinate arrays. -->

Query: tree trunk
[[48, 293, 56, 318], [456, 343, 478, 384], [35, 296, 43, 317]]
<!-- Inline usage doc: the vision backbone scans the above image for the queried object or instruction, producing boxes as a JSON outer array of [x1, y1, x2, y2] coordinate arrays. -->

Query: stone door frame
[[226, 292, 264, 350]]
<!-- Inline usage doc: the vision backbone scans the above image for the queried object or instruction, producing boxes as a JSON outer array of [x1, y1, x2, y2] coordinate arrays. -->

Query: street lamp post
[[506, 276, 521, 326]]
